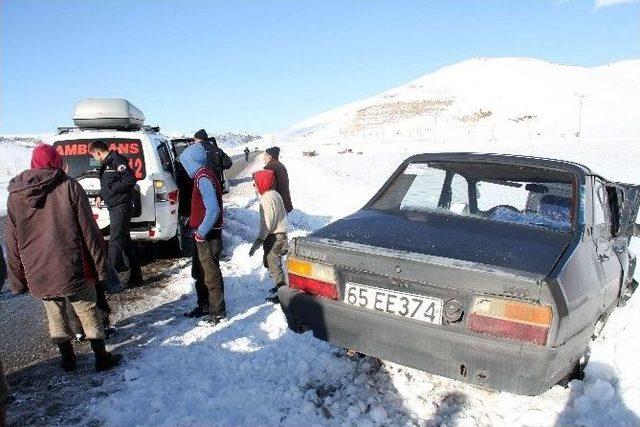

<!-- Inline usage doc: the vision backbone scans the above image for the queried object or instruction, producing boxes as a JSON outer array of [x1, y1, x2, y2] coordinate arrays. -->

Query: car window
[[477, 181, 528, 211], [157, 143, 174, 174], [593, 179, 611, 236], [399, 168, 469, 214], [371, 161, 576, 232], [54, 138, 146, 180]]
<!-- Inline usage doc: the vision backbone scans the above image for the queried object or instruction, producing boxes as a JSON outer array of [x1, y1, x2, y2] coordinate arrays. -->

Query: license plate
[[344, 283, 443, 325]]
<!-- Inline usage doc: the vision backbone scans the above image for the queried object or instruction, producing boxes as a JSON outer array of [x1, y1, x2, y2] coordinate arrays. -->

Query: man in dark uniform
[[89, 140, 143, 288]]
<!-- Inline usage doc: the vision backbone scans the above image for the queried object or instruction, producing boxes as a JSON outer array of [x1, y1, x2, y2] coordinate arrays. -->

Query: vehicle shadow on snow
[[554, 361, 640, 426]]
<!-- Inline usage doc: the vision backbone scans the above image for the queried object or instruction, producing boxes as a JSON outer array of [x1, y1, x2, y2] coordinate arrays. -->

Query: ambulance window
[[157, 144, 174, 174]]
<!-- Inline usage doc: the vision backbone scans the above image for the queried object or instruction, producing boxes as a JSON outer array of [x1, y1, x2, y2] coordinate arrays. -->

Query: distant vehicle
[[52, 99, 192, 256], [279, 153, 640, 395]]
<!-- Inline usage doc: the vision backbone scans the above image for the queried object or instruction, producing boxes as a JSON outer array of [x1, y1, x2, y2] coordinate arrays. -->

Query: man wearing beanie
[[4, 145, 122, 373], [263, 146, 293, 213]]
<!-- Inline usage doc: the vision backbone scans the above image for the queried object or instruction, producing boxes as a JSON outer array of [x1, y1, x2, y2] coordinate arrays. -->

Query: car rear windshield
[[371, 161, 576, 231], [53, 139, 145, 180]]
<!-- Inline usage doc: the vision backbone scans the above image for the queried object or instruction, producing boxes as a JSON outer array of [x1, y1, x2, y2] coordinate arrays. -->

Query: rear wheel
[[558, 347, 589, 388]]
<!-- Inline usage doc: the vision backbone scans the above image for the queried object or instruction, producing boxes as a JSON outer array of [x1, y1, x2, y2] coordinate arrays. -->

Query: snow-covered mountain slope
[[276, 57, 640, 148]]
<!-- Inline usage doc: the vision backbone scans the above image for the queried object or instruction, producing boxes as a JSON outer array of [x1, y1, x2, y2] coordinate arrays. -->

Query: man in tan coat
[[249, 169, 288, 303], [263, 147, 293, 213]]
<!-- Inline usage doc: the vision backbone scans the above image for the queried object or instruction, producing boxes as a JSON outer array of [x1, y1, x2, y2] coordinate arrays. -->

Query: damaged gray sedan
[[278, 153, 639, 395]]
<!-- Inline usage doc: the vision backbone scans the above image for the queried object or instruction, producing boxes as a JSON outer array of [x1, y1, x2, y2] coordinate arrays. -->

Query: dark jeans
[[108, 204, 142, 285], [192, 238, 226, 316]]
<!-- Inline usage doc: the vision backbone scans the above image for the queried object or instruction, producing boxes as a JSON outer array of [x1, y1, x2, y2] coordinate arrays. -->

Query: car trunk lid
[[311, 209, 573, 277]]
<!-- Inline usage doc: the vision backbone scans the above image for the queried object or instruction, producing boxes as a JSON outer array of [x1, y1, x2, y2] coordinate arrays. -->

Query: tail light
[[287, 257, 338, 300], [468, 297, 552, 345], [154, 180, 178, 205]]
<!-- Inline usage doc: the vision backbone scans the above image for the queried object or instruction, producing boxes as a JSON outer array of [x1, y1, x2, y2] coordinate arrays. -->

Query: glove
[[249, 238, 264, 257]]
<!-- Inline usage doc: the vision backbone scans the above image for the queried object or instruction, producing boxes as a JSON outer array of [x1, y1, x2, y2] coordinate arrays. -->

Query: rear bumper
[[278, 286, 591, 396], [97, 202, 178, 243]]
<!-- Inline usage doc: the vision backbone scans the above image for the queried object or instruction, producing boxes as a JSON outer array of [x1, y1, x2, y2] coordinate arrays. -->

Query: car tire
[[169, 217, 193, 257], [558, 347, 589, 388]]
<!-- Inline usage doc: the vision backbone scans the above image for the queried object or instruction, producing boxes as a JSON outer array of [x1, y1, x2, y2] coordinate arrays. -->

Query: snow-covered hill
[[276, 57, 640, 149]]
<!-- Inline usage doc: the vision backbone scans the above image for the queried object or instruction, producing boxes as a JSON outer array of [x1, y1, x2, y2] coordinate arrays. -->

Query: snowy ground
[[1, 138, 639, 426], [39, 137, 632, 426]]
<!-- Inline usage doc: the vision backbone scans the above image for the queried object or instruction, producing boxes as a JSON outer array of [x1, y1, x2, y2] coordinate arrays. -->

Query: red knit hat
[[31, 144, 63, 170]]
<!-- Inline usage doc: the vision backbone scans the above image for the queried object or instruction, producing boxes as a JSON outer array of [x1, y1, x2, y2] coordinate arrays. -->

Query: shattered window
[[372, 161, 576, 232]]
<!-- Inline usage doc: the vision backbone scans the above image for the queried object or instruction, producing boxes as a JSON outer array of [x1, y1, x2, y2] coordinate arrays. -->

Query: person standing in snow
[[4, 145, 122, 372], [249, 169, 288, 303], [180, 143, 227, 325], [244, 147, 250, 162], [1, 246, 8, 427], [88, 140, 144, 288], [263, 147, 293, 214]]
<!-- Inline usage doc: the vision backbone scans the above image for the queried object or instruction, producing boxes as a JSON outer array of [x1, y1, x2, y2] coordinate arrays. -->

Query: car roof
[[405, 152, 594, 177]]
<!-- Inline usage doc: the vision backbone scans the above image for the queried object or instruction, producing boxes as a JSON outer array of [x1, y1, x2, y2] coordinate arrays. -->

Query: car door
[[592, 178, 624, 309], [614, 182, 640, 239]]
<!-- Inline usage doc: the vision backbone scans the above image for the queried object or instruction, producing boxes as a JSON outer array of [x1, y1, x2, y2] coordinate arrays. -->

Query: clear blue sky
[[2, 0, 639, 134]]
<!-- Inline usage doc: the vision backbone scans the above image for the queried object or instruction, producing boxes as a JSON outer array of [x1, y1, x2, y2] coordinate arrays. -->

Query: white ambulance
[[51, 99, 191, 256]]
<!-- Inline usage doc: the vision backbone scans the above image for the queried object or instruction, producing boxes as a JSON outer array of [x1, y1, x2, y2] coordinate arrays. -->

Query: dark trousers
[[192, 238, 226, 316], [108, 204, 142, 285]]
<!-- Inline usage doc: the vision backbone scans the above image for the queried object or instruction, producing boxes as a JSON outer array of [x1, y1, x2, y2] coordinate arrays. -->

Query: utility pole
[[575, 93, 587, 143]]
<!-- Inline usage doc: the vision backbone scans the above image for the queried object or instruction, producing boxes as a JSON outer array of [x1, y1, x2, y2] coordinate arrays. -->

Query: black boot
[[184, 306, 209, 318], [57, 341, 76, 372], [103, 318, 117, 340], [90, 339, 123, 372]]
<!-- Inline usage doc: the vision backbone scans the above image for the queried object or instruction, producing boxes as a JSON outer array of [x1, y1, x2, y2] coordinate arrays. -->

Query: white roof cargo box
[[73, 98, 145, 129]]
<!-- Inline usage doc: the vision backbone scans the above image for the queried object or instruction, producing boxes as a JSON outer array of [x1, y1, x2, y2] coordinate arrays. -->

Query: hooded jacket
[[264, 158, 293, 213], [253, 170, 288, 240], [180, 144, 222, 238], [4, 164, 108, 299]]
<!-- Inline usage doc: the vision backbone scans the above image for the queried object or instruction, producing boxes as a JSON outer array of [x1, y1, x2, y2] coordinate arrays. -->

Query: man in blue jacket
[[180, 144, 226, 325]]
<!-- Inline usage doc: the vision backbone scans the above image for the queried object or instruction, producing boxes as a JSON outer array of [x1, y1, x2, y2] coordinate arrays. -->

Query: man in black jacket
[[193, 129, 232, 192], [89, 140, 143, 287]]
